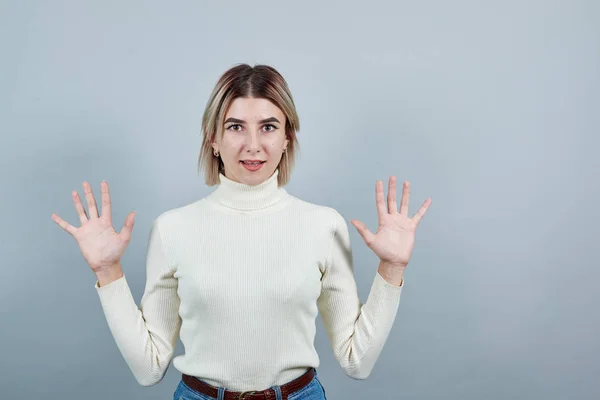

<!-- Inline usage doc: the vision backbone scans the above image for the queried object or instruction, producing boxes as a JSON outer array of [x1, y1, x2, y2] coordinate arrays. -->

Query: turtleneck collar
[[206, 168, 290, 212]]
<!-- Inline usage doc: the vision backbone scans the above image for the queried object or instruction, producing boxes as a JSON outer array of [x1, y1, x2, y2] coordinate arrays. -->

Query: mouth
[[239, 160, 266, 165], [240, 160, 266, 171]]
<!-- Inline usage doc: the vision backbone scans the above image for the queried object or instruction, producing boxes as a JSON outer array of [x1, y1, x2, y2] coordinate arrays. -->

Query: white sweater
[[95, 169, 404, 391]]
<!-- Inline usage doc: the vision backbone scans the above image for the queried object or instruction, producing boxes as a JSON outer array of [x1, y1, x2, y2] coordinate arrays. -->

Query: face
[[212, 97, 289, 186]]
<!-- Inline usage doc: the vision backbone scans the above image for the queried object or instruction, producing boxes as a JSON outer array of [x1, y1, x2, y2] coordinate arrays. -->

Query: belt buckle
[[237, 390, 258, 399]]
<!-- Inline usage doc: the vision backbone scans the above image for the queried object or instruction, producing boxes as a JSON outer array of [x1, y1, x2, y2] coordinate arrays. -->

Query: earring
[[214, 150, 219, 157]]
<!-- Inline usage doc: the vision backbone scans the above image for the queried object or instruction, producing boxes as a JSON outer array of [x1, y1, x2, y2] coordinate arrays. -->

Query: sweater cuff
[[375, 270, 404, 290], [358, 271, 404, 342], [94, 274, 136, 311], [368, 271, 404, 312]]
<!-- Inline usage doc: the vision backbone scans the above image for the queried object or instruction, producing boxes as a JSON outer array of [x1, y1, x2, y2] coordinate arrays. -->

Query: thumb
[[119, 211, 136, 243], [350, 219, 375, 245]]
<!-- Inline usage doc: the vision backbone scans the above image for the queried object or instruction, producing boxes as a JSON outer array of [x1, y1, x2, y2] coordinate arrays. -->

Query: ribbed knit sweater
[[94, 169, 404, 391]]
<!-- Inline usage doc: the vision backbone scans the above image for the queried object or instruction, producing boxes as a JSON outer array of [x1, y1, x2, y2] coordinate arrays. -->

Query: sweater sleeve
[[317, 210, 404, 379], [94, 218, 182, 386]]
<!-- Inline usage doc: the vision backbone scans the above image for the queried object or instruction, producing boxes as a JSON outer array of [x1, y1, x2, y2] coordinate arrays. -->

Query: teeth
[[243, 161, 261, 165]]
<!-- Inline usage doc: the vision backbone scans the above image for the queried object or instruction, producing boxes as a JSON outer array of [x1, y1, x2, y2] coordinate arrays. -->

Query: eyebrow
[[224, 117, 280, 125]]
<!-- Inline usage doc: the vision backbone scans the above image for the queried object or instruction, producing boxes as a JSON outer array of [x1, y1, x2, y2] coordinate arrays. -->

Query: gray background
[[1, 0, 598, 399]]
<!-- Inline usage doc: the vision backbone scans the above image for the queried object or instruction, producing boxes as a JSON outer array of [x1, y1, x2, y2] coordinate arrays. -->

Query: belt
[[182, 367, 315, 400]]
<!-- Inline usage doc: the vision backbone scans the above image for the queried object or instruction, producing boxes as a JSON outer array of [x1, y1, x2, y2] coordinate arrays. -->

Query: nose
[[244, 127, 262, 153]]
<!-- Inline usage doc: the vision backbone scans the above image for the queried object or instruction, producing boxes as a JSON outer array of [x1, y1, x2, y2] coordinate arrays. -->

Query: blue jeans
[[173, 369, 327, 400]]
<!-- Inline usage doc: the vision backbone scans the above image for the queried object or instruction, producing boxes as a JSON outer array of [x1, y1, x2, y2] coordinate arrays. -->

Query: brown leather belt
[[182, 367, 315, 400]]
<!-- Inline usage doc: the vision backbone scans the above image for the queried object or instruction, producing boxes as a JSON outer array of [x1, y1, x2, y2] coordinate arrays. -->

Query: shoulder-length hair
[[198, 64, 300, 186]]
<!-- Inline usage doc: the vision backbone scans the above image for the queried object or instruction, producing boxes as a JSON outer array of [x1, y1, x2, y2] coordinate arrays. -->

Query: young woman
[[51, 64, 431, 400]]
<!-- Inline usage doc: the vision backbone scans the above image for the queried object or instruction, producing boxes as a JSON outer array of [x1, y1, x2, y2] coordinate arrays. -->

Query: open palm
[[350, 176, 431, 268], [51, 181, 136, 273]]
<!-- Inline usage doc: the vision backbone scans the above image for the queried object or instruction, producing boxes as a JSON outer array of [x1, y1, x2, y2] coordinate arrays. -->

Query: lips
[[240, 160, 265, 171]]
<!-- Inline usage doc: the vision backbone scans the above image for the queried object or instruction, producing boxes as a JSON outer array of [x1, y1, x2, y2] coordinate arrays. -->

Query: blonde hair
[[198, 64, 300, 186]]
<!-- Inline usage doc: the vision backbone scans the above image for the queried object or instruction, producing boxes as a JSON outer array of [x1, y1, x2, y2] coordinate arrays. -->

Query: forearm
[[326, 262, 404, 379], [94, 266, 179, 386]]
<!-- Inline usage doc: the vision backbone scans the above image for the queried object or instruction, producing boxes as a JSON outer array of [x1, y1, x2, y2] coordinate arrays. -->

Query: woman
[[51, 64, 431, 400]]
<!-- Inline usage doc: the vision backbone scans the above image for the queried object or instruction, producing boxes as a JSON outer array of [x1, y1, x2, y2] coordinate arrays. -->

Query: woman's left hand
[[350, 176, 431, 268]]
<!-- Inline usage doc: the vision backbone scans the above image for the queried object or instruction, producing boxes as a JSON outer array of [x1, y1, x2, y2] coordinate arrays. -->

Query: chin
[[238, 164, 274, 183]]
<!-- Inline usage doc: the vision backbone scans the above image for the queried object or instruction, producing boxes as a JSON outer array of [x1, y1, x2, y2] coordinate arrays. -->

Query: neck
[[207, 169, 290, 212]]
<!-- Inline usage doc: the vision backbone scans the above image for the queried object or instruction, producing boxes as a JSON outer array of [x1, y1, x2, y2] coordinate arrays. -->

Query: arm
[[317, 210, 404, 379], [94, 217, 181, 386]]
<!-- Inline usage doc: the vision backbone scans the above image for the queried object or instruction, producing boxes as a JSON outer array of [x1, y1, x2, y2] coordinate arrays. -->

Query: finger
[[350, 219, 376, 245], [412, 198, 432, 225], [119, 211, 136, 243], [101, 181, 112, 222], [400, 180, 410, 216], [376, 180, 387, 223], [83, 181, 99, 219], [51, 213, 77, 236], [72, 190, 89, 225], [387, 176, 398, 214]]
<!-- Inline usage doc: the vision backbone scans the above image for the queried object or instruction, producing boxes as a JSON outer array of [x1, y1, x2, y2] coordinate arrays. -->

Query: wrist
[[378, 260, 406, 286], [95, 264, 123, 287]]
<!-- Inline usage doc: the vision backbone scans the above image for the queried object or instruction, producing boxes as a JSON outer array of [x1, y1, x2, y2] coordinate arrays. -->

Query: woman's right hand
[[51, 180, 136, 274]]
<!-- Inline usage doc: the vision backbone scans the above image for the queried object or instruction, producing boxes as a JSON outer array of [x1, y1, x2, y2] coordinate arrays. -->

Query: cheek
[[266, 143, 281, 156], [268, 139, 284, 149]]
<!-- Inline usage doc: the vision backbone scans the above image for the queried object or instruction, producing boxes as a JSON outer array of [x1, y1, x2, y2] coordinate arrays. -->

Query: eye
[[262, 124, 277, 132], [227, 124, 242, 132]]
